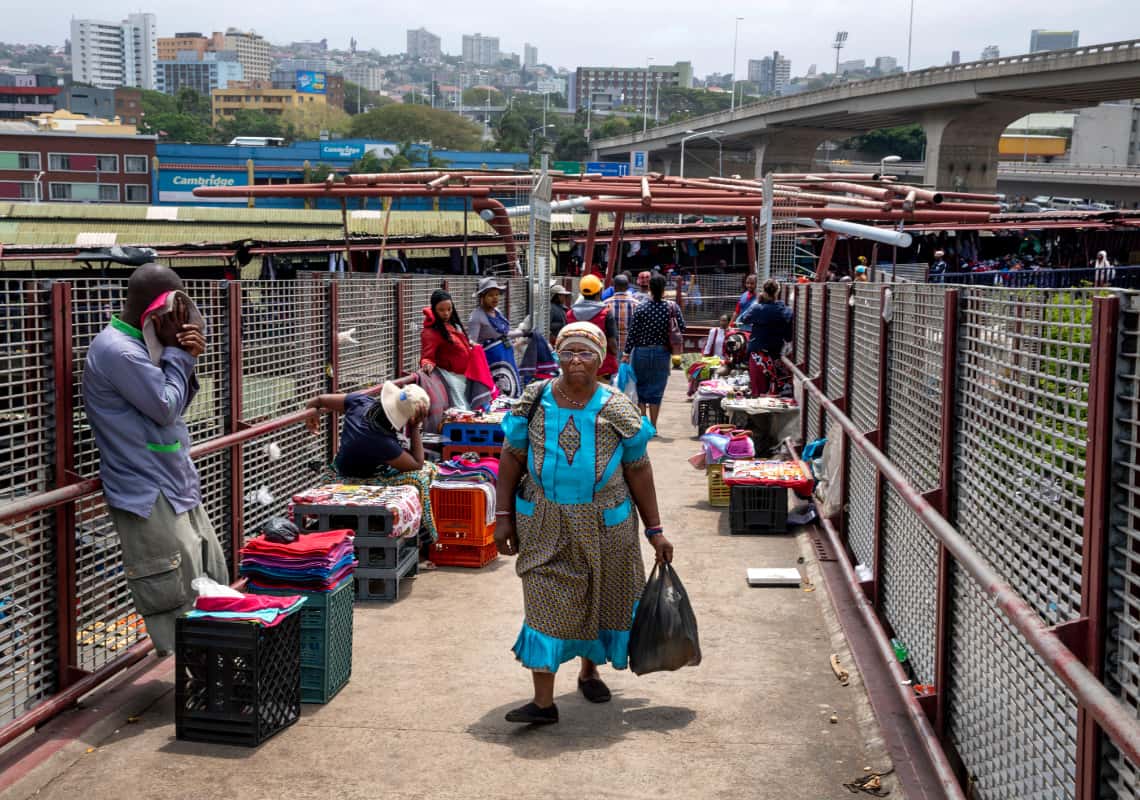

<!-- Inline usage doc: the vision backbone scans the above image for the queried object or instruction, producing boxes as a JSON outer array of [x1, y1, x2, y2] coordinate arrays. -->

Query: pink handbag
[[725, 430, 755, 460]]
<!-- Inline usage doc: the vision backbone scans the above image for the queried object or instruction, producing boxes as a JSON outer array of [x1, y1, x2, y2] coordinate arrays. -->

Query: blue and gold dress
[[502, 380, 655, 673]]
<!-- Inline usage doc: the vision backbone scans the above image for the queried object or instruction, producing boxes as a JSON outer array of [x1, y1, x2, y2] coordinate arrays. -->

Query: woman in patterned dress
[[494, 322, 674, 725]]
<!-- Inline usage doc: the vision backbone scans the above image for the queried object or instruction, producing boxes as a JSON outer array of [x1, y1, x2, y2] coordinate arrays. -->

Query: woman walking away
[[468, 276, 523, 397], [495, 322, 673, 725], [736, 279, 793, 397], [623, 274, 685, 427], [730, 273, 758, 330]]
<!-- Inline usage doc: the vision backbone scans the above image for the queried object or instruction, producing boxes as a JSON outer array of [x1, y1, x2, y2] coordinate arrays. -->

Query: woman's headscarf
[[556, 321, 607, 362]]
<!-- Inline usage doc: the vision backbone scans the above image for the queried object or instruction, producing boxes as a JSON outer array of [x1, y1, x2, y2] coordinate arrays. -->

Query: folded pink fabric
[[195, 594, 302, 613]]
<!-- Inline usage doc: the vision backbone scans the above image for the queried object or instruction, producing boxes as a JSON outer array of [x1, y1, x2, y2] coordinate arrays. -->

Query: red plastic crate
[[431, 540, 499, 568], [437, 521, 496, 546], [441, 443, 501, 462]]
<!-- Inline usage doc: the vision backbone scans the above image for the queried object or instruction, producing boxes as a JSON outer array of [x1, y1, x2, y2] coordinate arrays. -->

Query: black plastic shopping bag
[[629, 563, 702, 676]]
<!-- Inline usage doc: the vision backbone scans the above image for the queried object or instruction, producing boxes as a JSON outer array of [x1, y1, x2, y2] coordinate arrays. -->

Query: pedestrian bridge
[[2, 275, 1140, 799], [593, 39, 1140, 192]]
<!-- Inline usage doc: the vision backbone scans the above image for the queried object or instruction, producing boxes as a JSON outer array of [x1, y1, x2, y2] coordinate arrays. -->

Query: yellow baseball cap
[[580, 274, 604, 296]]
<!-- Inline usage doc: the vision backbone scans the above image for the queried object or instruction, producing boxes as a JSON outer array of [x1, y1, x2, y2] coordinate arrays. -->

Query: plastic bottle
[[890, 637, 909, 664]]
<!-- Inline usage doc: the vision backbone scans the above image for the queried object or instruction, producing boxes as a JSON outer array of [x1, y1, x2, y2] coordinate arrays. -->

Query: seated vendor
[[305, 381, 441, 546]]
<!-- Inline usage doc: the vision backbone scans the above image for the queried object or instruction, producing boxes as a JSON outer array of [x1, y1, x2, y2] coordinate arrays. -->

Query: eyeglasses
[[557, 349, 599, 363]]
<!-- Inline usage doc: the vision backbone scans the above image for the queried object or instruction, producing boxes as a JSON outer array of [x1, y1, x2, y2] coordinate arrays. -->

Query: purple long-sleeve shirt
[[82, 316, 201, 518]]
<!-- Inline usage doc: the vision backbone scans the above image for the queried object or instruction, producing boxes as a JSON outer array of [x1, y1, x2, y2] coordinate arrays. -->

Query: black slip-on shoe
[[505, 702, 559, 725], [577, 676, 612, 703]]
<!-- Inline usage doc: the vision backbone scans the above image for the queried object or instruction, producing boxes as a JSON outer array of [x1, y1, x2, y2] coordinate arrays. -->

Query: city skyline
[[12, 0, 1136, 77]]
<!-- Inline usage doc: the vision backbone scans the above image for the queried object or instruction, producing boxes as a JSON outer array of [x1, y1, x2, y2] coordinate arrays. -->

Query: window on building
[[48, 153, 118, 172], [125, 184, 148, 203], [0, 181, 35, 200], [0, 152, 40, 170], [124, 155, 148, 173], [48, 182, 120, 202]]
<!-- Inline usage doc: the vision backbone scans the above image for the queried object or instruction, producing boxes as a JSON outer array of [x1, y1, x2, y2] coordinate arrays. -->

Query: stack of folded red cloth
[[240, 529, 356, 592]]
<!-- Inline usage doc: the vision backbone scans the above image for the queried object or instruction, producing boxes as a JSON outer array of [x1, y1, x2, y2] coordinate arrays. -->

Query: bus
[[228, 137, 286, 147]]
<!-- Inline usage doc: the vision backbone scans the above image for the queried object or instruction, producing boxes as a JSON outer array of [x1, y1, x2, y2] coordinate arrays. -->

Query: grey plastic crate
[[354, 534, 418, 570], [293, 503, 396, 537], [353, 544, 419, 602]]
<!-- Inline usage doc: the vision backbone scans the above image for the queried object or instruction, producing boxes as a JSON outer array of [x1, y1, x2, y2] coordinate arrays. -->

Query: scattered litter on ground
[[830, 653, 850, 686], [746, 567, 802, 586], [844, 767, 894, 796]]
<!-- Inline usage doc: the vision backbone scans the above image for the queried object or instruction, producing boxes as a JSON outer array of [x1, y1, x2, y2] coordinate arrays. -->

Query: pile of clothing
[[240, 529, 357, 592], [432, 455, 499, 525], [290, 484, 422, 539], [442, 408, 507, 426], [187, 593, 306, 627]]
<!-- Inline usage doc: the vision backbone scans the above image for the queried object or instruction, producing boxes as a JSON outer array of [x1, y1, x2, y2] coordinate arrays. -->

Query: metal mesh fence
[[687, 275, 743, 327], [877, 285, 946, 685], [825, 284, 849, 401], [337, 276, 398, 392], [0, 280, 56, 724], [1104, 293, 1140, 798], [508, 276, 530, 326], [955, 287, 1091, 624], [947, 565, 1079, 798], [806, 283, 825, 443], [846, 284, 881, 577], [794, 283, 809, 364], [239, 281, 328, 539]]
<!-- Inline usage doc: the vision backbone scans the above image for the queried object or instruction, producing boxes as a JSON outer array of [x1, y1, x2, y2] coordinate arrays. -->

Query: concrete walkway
[[3, 379, 895, 800]]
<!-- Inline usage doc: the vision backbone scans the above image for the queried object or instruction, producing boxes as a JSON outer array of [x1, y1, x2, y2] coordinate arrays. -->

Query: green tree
[[495, 109, 531, 152], [654, 87, 732, 123], [553, 125, 588, 161], [462, 87, 504, 107], [213, 109, 284, 143], [174, 86, 210, 119], [595, 116, 632, 139], [142, 111, 213, 142], [843, 124, 926, 161], [349, 105, 483, 149]]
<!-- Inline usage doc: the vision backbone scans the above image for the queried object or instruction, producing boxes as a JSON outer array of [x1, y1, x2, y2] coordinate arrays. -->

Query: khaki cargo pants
[[108, 496, 229, 654]]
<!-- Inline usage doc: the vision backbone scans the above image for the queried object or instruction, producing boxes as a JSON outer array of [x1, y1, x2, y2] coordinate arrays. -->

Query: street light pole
[[906, 0, 915, 72], [880, 154, 902, 176], [730, 17, 743, 112], [680, 129, 726, 178], [643, 57, 653, 134], [1102, 145, 1117, 165]]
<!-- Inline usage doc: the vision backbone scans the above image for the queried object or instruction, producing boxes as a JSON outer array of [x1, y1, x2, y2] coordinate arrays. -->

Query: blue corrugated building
[[154, 140, 528, 209]]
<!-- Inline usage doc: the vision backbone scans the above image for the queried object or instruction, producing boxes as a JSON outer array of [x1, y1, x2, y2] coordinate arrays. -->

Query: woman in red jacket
[[420, 289, 472, 375]]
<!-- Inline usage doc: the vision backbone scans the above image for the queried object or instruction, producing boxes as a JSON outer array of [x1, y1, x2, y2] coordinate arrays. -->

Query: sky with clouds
[[16, 0, 1138, 77]]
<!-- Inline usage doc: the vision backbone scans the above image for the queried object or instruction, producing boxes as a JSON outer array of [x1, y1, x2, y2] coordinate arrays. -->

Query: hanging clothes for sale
[[518, 333, 558, 384]]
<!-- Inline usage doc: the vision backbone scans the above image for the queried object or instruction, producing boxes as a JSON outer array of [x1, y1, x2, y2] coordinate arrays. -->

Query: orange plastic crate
[[441, 443, 501, 462], [431, 540, 499, 568], [430, 485, 495, 539]]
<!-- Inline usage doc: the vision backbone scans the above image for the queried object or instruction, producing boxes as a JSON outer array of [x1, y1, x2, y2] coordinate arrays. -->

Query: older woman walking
[[622, 274, 684, 427], [495, 322, 674, 725]]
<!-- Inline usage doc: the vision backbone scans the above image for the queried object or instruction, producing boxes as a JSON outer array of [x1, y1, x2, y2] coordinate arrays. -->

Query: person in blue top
[[494, 322, 672, 725], [82, 263, 228, 655], [730, 273, 759, 330], [736, 278, 794, 396]]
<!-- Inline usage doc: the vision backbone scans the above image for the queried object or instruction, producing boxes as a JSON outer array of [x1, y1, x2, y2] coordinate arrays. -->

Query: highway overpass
[[591, 39, 1140, 192]]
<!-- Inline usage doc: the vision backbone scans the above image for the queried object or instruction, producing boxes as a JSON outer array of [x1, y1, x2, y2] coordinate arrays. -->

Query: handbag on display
[[725, 430, 755, 460]]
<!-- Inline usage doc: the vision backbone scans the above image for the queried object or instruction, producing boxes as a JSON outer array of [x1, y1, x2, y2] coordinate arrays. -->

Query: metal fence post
[[816, 285, 830, 439], [50, 281, 79, 688], [869, 284, 890, 609], [799, 286, 811, 444], [394, 280, 406, 375], [836, 283, 854, 544], [226, 282, 244, 573], [932, 287, 960, 735], [1075, 294, 1121, 800], [327, 279, 340, 456]]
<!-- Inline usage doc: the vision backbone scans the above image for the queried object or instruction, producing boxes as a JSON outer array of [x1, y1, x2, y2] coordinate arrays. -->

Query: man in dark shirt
[[549, 280, 571, 343], [306, 383, 430, 477]]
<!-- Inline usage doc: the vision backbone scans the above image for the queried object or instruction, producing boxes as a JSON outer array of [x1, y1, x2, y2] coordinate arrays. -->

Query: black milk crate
[[353, 542, 419, 602], [696, 398, 728, 432], [293, 503, 396, 537], [728, 485, 789, 535], [354, 534, 418, 570], [175, 612, 301, 746]]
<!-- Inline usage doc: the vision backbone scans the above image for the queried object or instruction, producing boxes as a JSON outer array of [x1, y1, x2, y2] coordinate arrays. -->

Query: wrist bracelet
[[645, 526, 664, 539], [495, 510, 513, 517]]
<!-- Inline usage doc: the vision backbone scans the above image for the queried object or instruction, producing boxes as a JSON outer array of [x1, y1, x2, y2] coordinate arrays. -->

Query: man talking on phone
[[82, 263, 228, 655]]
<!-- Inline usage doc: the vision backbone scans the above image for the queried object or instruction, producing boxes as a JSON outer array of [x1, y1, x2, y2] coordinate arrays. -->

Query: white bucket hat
[[379, 381, 430, 431]]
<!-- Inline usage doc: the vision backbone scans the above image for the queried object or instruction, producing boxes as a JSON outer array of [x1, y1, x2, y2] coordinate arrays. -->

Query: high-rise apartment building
[[524, 43, 538, 69], [406, 28, 442, 61], [981, 45, 1000, 60], [343, 63, 385, 92], [575, 62, 693, 111], [1030, 29, 1079, 53], [747, 51, 791, 94], [223, 29, 270, 83], [873, 56, 898, 73], [950, 51, 961, 65], [157, 52, 243, 96], [158, 32, 209, 62], [70, 13, 158, 90], [462, 34, 501, 66]]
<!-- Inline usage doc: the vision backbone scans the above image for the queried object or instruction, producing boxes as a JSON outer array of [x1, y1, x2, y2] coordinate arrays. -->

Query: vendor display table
[[720, 397, 799, 454]]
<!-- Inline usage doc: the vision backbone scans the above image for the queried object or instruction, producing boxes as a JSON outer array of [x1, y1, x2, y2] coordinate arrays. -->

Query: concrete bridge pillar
[[921, 103, 1048, 193], [750, 128, 847, 178]]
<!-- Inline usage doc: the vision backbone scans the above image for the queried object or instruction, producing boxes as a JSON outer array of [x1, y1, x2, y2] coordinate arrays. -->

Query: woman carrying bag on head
[[494, 322, 673, 725]]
